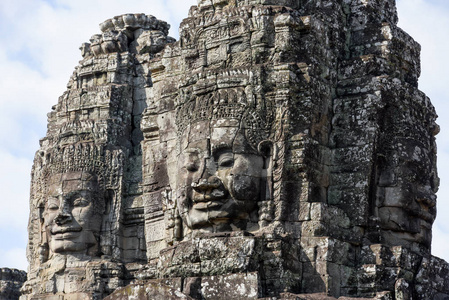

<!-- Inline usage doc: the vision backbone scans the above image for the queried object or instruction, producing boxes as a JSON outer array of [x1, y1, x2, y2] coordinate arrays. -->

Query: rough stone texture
[[18, 1, 449, 300], [0, 268, 27, 300], [20, 13, 173, 300], [103, 281, 193, 300]]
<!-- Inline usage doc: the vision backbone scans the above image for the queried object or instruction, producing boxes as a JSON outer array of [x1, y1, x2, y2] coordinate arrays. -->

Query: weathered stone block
[[199, 272, 259, 300]]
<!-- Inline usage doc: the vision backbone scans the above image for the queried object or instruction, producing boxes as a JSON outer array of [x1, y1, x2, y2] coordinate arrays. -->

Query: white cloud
[[0, 52, 53, 156]]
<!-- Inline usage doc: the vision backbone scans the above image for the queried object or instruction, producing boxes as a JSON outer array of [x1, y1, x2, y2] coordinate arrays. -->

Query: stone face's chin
[[189, 207, 230, 226], [47, 227, 99, 254], [50, 240, 78, 253], [49, 231, 97, 253], [184, 205, 229, 229]]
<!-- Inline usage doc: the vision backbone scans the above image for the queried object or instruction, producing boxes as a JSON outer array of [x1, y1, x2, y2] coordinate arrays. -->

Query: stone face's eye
[[48, 203, 59, 210], [186, 162, 199, 172], [47, 198, 59, 210], [73, 198, 89, 207], [185, 151, 200, 172], [218, 152, 234, 168]]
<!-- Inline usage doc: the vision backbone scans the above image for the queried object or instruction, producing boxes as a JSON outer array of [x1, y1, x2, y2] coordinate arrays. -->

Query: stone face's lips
[[51, 227, 82, 235], [192, 190, 227, 203], [192, 200, 224, 210]]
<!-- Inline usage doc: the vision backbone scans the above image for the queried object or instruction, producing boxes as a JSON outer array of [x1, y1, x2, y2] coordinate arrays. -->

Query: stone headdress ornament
[[175, 86, 274, 152], [35, 143, 124, 192]]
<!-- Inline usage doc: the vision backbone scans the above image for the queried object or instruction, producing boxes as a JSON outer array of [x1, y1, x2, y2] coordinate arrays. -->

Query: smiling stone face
[[44, 171, 104, 255], [175, 120, 265, 233]]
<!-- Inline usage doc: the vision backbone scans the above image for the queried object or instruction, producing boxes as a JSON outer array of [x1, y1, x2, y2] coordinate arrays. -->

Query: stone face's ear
[[258, 140, 273, 170], [257, 140, 274, 226], [38, 204, 50, 263], [104, 189, 114, 215]]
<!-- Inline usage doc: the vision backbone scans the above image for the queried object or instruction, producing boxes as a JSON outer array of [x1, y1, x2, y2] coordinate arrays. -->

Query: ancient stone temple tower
[[21, 0, 449, 299]]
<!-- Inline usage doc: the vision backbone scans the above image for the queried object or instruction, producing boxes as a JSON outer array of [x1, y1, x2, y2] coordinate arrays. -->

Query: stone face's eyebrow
[[46, 197, 60, 206], [63, 190, 91, 201], [211, 143, 233, 157], [184, 148, 201, 155]]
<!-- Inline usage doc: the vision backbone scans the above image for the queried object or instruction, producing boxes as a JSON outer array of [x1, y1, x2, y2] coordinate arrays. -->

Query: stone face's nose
[[54, 212, 72, 225], [54, 199, 72, 225]]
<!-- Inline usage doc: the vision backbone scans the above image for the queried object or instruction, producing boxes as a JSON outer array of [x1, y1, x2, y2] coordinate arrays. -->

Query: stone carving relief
[[85, 14, 172, 58], [44, 171, 105, 256], [173, 88, 274, 234], [374, 93, 439, 250], [35, 146, 123, 253], [20, 12, 177, 299], [17, 2, 449, 300], [22, 143, 125, 298]]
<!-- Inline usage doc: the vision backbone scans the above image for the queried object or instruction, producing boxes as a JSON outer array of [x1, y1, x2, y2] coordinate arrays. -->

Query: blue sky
[[0, 0, 447, 271]]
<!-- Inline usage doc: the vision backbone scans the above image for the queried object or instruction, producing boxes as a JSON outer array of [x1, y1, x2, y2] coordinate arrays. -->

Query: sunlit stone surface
[[16, 1, 449, 299]]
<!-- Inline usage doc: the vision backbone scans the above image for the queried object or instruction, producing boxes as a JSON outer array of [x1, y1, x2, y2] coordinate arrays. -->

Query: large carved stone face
[[44, 171, 104, 254], [176, 121, 265, 232], [377, 138, 437, 248]]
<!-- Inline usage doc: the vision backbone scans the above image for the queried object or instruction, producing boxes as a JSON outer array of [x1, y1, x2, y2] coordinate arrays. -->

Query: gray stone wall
[[0, 268, 26, 300], [19, 1, 449, 299]]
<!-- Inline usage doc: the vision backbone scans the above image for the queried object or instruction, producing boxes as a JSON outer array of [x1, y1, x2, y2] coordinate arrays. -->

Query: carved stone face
[[44, 171, 104, 254], [377, 138, 437, 248], [176, 120, 265, 232]]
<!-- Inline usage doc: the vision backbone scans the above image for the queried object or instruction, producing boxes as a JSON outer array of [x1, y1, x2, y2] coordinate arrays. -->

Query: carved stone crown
[[36, 143, 124, 191], [176, 88, 274, 150], [176, 89, 246, 129]]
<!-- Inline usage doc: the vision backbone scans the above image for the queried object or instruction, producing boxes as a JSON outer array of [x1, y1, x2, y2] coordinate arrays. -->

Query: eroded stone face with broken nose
[[176, 120, 265, 233], [44, 171, 104, 255]]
